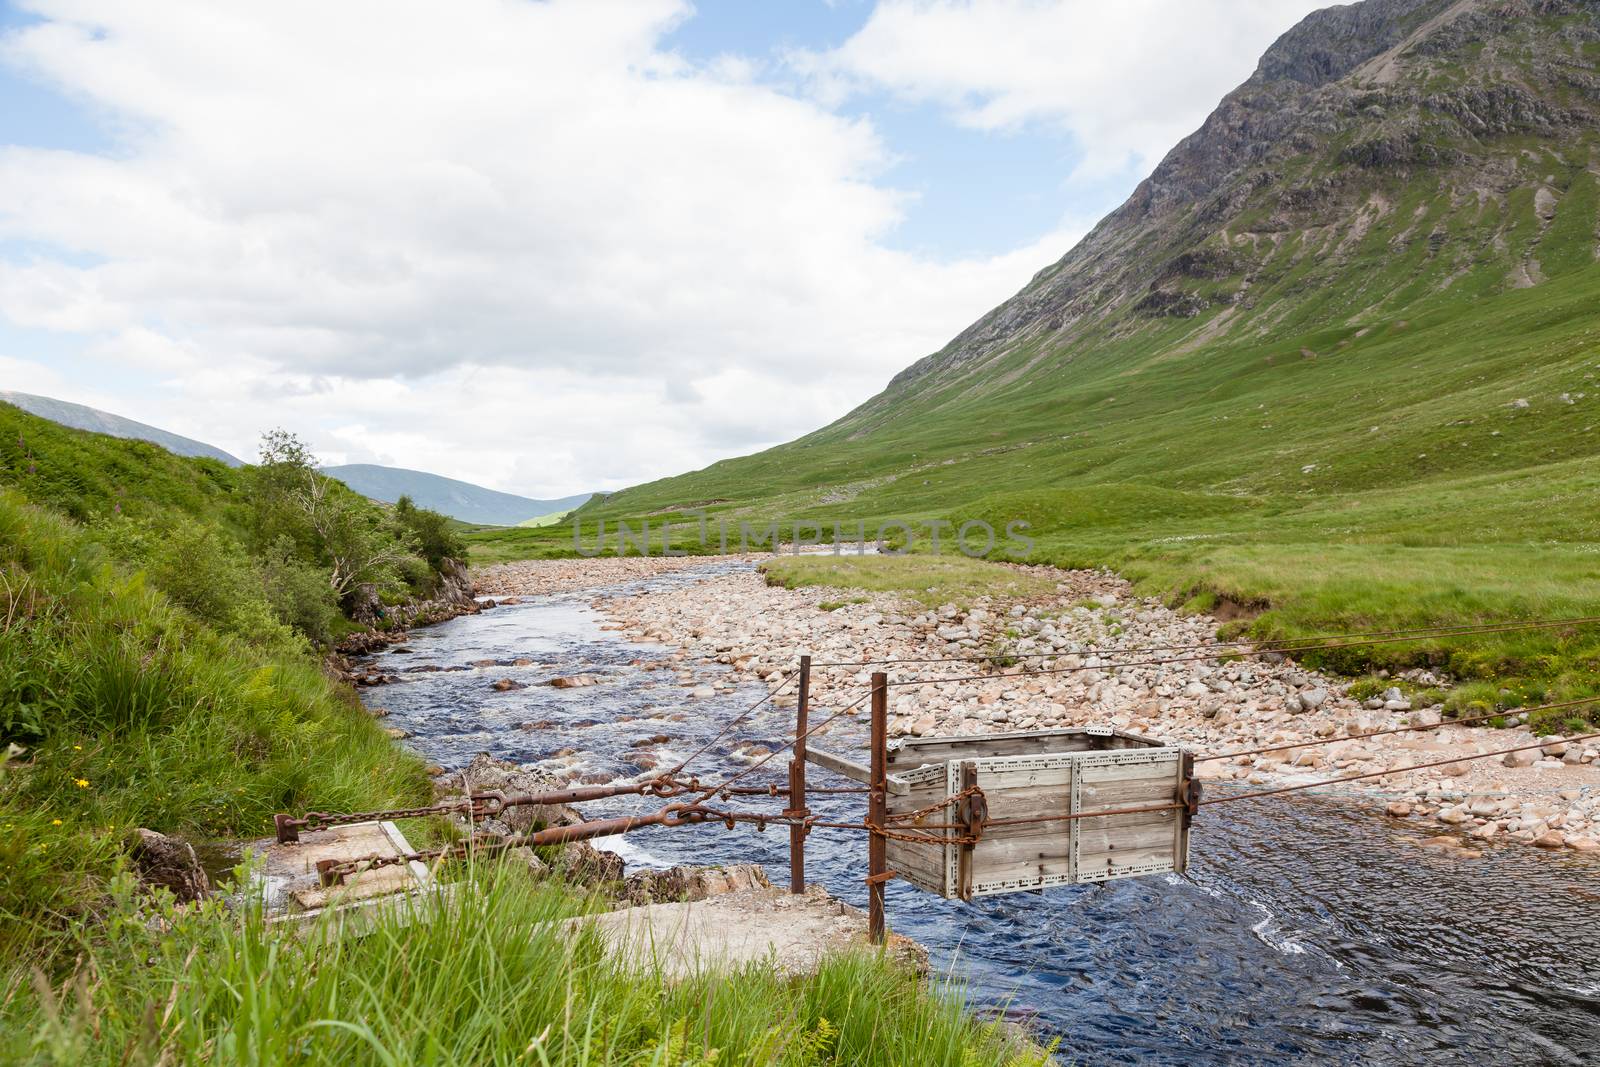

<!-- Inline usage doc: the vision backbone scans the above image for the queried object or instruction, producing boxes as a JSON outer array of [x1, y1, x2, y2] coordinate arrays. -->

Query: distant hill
[[321, 463, 591, 526], [1, 390, 242, 466]]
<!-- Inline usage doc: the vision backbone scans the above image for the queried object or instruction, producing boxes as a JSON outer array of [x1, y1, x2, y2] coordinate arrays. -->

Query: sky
[[0, 0, 1328, 498]]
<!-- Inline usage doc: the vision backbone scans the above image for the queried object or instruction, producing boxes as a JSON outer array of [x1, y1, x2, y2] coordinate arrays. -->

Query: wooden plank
[[1075, 844, 1178, 883], [807, 747, 910, 794], [888, 840, 947, 894], [890, 728, 1168, 769], [1075, 821, 1179, 856], [970, 834, 1180, 894]]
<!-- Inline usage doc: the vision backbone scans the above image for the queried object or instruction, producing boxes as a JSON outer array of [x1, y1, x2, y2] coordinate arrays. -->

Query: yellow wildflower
[[51, 818, 62, 825], [74, 778, 89, 788]]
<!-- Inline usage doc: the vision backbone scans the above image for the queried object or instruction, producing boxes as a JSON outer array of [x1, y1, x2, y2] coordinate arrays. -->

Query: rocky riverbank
[[474, 556, 1600, 856], [333, 557, 487, 681]]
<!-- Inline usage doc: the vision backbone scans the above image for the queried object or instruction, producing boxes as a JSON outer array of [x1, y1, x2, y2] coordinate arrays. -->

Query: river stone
[[446, 754, 580, 832], [1503, 750, 1536, 768], [555, 841, 626, 886], [1298, 688, 1329, 712], [549, 674, 600, 688], [1409, 708, 1442, 729]]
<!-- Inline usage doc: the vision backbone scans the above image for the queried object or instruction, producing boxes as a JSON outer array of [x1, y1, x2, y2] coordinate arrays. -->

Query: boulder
[[443, 754, 580, 832], [1409, 708, 1442, 729], [617, 863, 771, 905], [1502, 750, 1536, 769], [553, 841, 626, 886], [548, 674, 600, 689], [128, 828, 210, 903], [492, 678, 527, 692]]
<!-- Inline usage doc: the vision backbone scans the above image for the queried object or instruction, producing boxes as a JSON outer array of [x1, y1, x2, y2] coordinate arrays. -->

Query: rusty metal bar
[[275, 779, 690, 844], [316, 803, 714, 886], [868, 670, 889, 944], [788, 654, 812, 894]]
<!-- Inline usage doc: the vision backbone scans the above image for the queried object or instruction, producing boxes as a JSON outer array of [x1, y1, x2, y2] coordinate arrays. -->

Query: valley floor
[[475, 555, 1600, 859]]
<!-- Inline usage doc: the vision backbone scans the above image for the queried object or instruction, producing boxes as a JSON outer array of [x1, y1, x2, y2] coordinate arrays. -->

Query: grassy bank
[[3, 866, 1049, 1066], [0, 489, 433, 956]]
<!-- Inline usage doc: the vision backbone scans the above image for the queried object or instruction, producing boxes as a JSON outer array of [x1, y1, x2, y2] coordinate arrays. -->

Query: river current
[[357, 561, 1600, 1066]]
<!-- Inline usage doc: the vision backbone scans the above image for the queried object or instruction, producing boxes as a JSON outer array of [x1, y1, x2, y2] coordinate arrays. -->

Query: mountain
[[1, 390, 242, 466], [322, 463, 592, 526], [489, 0, 1600, 668]]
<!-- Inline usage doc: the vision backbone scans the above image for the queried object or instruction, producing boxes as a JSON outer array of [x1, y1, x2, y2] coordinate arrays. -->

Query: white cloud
[[795, 0, 1326, 181], [0, 1, 1309, 497]]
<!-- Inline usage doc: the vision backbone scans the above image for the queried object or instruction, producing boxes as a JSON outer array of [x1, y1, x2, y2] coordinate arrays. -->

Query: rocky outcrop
[[333, 557, 483, 669], [128, 828, 210, 903], [617, 863, 771, 906], [434, 753, 583, 834]]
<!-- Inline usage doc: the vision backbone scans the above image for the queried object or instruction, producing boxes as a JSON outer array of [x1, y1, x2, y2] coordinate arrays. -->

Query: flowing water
[[358, 561, 1600, 1066]]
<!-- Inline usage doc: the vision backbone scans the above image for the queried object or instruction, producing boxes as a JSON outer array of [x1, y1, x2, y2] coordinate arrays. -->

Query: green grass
[[763, 555, 1061, 610], [0, 490, 432, 956], [2, 865, 1051, 1066], [517, 507, 579, 528]]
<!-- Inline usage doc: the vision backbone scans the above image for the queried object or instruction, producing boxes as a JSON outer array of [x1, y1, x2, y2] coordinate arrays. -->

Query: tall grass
[[0, 491, 431, 957], [1, 866, 1052, 1066]]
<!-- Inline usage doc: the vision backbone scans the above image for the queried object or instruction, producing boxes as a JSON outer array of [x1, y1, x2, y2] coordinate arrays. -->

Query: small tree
[[252, 430, 418, 602]]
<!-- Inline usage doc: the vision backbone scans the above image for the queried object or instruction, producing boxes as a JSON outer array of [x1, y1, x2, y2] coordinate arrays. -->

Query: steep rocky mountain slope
[[868, 0, 1600, 411], [479, 0, 1600, 661]]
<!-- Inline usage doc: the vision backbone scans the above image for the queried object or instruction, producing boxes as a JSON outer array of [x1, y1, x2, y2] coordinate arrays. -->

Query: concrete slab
[[251, 820, 440, 925], [572, 885, 927, 979]]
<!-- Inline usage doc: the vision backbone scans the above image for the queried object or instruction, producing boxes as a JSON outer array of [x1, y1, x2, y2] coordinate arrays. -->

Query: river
[[357, 560, 1600, 1066]]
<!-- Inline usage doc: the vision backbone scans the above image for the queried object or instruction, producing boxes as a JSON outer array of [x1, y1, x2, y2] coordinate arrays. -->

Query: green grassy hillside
[[469, 2, 1600, 690]]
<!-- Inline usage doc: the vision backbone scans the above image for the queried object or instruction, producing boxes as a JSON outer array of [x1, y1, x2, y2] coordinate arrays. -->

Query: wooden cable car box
[[810, 726, 1196, 900]]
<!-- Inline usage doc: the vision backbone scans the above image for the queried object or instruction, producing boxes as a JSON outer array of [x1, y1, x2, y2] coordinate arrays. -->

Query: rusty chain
[[885, 785, 984, 825], [275, 771, 876, 845]]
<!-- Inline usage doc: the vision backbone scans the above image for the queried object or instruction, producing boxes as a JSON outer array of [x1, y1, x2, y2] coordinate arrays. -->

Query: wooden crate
[[882, 728, 1193, 899]]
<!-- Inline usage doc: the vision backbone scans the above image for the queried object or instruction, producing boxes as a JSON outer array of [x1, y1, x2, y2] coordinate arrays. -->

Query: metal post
[[868, 670, 888, 944], [788, 654, 812, 894]]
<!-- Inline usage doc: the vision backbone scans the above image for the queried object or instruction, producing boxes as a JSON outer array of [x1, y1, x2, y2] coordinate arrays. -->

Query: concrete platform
[[571, 885, 927, 979], [253, 820, 445, 927]]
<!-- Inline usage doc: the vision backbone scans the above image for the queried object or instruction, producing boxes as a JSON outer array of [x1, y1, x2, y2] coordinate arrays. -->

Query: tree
[[252, 430, 418, 602]]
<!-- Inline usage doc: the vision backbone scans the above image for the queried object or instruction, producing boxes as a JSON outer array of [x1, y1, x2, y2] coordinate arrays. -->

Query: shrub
[[147, 520, 297, 650], [256, 536, 340, 645], [394, 494, 466, 570]]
